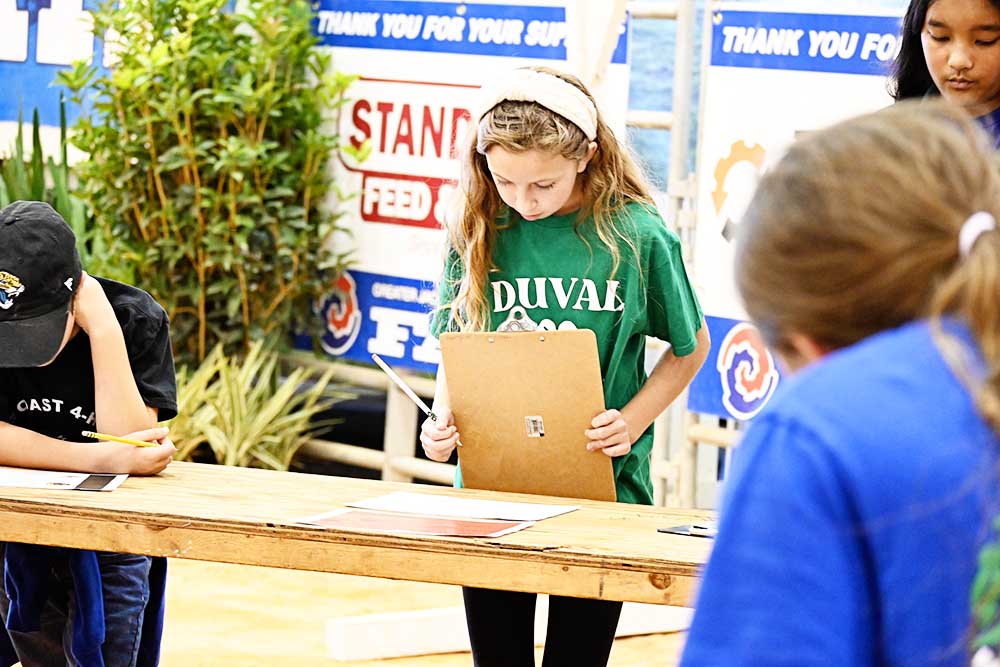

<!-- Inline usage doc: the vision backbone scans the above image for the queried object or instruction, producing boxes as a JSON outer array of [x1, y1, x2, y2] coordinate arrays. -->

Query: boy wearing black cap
[[0, 201, 177, 666]]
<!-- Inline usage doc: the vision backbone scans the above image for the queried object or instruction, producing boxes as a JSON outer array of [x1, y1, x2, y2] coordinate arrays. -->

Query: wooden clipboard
[[439, 329, 616, 502]]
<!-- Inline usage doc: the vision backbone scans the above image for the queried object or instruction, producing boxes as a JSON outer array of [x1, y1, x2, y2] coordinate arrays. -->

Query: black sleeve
[[125, 306, 178, 422], [0, 373, 10, 421]]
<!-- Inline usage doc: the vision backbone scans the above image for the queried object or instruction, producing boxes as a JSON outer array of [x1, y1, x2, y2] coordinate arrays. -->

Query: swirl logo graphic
[[319, 272, 362, 356], [717, 322, 779, 420]]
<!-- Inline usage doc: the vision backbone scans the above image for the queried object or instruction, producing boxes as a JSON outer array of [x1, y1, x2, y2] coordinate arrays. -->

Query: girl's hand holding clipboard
[[585, 409, 633, 458], [420, 410, 461, 462]]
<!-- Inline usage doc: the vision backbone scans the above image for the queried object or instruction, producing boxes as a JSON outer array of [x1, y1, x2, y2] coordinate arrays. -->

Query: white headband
[[959, 211, 997, 258], [475, 69, 599, 141]]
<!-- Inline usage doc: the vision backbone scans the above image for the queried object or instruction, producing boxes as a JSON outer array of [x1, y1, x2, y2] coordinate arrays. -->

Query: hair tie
[[475, 69, 598, 141], [959, 211, 997, 258]]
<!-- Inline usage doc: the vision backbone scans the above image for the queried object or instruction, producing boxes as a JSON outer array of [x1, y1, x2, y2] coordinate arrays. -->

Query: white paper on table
[[347, 491, 578, 522], [0, 466, 128, 492]]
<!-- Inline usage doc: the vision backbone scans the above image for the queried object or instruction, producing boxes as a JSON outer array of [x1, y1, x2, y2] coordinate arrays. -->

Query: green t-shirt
[[432, 202, 703, 505]]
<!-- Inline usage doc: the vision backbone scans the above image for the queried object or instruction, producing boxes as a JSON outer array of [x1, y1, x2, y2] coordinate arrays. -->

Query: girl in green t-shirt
[[423, 66, 709, 666]]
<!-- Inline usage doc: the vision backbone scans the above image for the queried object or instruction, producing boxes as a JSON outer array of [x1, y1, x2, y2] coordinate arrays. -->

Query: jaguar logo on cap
[[0, 271, 25, 310], [0, 201, 83, 367]]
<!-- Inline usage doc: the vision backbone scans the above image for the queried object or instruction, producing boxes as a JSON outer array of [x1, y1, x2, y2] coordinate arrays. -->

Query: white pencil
[[371, 354, 462, 447]]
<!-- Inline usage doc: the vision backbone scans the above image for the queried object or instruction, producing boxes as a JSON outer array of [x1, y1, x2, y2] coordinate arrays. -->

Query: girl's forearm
[[621, 325, 710, 439], [431, 365, 451, 414]]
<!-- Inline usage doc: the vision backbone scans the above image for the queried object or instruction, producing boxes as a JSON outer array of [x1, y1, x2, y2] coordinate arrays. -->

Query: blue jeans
[[0, 548, 152, 667]]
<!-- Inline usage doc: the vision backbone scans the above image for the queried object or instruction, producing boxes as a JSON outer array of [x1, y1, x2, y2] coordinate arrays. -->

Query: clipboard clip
[[497, 306, 538, 332]]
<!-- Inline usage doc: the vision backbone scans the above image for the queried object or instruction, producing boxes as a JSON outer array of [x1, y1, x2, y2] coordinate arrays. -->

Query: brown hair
[[441, 66, 654, 332], [736, 100, 1000, 432]]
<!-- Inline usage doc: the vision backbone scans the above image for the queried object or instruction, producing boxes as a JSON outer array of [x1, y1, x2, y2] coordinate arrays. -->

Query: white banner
[[688, 4, 901, 419]]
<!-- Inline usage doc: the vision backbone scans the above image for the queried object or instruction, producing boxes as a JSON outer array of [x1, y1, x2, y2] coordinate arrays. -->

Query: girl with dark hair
[[892, 0, 1000, 143]]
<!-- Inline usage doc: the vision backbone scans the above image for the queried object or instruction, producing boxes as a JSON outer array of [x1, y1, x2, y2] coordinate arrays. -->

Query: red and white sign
[[316, 0, 631, 371], [341, 77, 475, 230]]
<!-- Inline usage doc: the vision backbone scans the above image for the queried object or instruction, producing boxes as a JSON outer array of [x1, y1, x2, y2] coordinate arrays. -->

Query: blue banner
[[0, 0, 105, 126], [304, 270, 440, 374], [313, 0, 628, 63], [711, 10, 901, 76], [687, 316, 782, 421]]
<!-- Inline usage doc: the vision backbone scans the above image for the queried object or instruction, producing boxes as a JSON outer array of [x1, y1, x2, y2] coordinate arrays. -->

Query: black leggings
[[462, 587, 623, 667]]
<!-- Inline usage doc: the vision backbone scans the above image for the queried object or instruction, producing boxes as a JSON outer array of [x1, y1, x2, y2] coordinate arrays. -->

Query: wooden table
[[0, 462, 713, 606]]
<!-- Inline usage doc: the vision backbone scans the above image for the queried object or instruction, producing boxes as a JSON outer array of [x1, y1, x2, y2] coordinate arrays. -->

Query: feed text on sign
[[361, 173, 456, 227]]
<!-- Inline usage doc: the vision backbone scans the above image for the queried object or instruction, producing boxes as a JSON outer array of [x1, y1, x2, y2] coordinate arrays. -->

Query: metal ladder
[[624, 1, 708, 507]]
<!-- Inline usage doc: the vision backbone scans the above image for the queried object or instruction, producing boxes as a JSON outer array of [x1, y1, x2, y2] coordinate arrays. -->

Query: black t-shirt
[[0, 277, 177, 440]]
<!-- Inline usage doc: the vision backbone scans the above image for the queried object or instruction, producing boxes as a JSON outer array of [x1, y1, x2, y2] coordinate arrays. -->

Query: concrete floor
[[159, 559, 687, 666]]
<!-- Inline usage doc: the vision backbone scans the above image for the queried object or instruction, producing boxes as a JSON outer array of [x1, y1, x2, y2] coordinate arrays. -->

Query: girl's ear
[[577, 141, 599, 173]]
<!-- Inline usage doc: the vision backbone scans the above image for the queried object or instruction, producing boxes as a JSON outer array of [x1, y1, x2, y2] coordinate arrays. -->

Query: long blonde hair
[[441, 66, 654, 332], [736, 100, 1000, 433]]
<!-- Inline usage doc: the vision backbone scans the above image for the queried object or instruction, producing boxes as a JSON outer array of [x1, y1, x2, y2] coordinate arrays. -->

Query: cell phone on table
[[657, 523, 717, 539]]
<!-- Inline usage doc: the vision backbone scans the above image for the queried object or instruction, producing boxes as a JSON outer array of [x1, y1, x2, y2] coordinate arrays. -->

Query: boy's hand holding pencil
[[83, 427, 176, 475], [82, 429, 163, 447]]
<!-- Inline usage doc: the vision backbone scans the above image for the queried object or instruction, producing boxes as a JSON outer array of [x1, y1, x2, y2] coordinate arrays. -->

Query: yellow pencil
[[81, 431, 159, 447]]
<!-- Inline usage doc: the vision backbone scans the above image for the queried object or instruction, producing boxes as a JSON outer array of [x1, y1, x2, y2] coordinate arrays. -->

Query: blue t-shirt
[[976, 105, 1000, 148], [682, 321, 1000, 667]]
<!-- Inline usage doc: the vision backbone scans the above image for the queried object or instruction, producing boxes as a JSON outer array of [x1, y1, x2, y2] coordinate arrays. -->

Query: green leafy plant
[[974, 534, 1000, 653], [0, 110, 45, 207], [57, 0, 360, 366], [169, 340, 346, 470], [0, 103, 128, 282]]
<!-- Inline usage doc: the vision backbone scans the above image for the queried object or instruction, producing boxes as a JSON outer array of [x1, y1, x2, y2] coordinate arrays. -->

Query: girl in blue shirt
[[681, 101, 1000, 666], [892, 0, 1000, 145]]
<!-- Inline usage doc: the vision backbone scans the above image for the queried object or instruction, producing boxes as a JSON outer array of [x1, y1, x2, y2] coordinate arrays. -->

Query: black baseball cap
[[0, 201, 83, 367]]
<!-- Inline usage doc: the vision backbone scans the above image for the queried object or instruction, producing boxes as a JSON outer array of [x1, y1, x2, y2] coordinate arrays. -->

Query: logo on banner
[[717, 322, 779, 420], [712, 140, 766, 243], [319, 272, 362, 355]]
